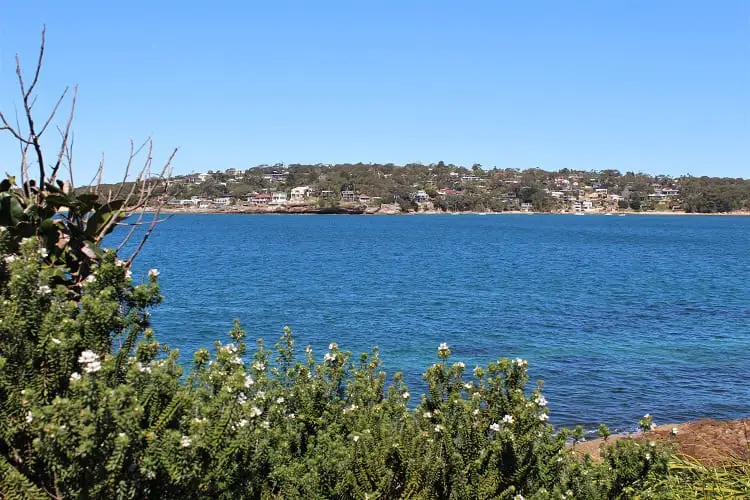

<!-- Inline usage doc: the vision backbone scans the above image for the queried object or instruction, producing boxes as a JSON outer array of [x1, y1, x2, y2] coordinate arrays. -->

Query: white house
[[213, 195, 232, 206], [271, 192, 287, 205], [411, 190, 430, 203], [290, 186, 312, 201]]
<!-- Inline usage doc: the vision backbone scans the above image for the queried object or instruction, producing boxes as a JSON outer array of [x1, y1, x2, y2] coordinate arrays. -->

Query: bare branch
[[114, 138, 150, 200], [49, 86, 77, 183], [38, 86, 69, 138], [88, 154, 104, 193], [24, 26, 46, 101], [0, 111, 33, 144], [63, 132, 75, 188]]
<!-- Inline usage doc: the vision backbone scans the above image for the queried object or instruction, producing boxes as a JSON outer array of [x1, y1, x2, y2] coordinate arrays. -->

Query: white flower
[[225, 343, 238, 354], [136, 362, 152, 373], [512, 358, 528, 368], [323, 352, 336, 363], [118, 432, 127, 439], [453, 361, 465, 369], [643, 413, 650, 418], [502, 415, 514, 424], [287, 413, 295, 419], [539, 413, 549, 422], [83, 361, 102, 374], [261, 421, 270, 429], [671, 427, 678, 436], [39, 248, 48, 258], [352, 435, 360, 442], [489, 422, 501, 432], [25, 412, 33, 423], [84, 274, 96, 284], [534, 395, 548, 407], [180, 435, 192, 448], [434, 424, 445, 433], [4, 255, 16, 264], [237, 394, 247, 405], [78, 350, 99, 364], [237, 418, 248, 428], [38, 285, 51, 295], [78, 350, 102, 373], [125, 270, 132, 280], [244, 375, 254, 388], [193, 418, 207, 424], [51, 338, 61, 345], [344, 404, 359, 413], [438, 342, 449, 352], [115, 259, 126, 267], [645, 453, 651, 461], [514, 495, 525, 500], [276, 397, 285, 404], [328, 342, 337, 350], [472, 409, 480, 416], [69, 372, 81, 382], [252, 361, 265, 371], [230, 356, 244, 365], [423, 411, 432, 419], [250, 406, 263, 418], [464, 382, 473, 390], [402, 392, 410, 399], [255, 391, 265, 399], [148, 269, 160, 278]]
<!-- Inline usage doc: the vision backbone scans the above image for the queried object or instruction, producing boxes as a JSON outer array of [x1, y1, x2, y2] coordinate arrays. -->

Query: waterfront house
[[290, 186, 312, 201], [358, 194, 371, 204], [319, 190, 335, 199], [213, 195, 232, 206], [250, 193, 271, 205], [271, 192, 288, 205], [411, 190, 430, 203], [340, 190, 357, 202], [520, 202, 533, 212]]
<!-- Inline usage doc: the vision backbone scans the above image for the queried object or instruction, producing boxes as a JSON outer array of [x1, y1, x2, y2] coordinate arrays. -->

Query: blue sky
[[1, 0, 748, 182]]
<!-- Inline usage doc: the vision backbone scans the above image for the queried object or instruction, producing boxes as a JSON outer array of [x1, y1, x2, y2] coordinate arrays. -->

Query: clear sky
[[1, 0, 748, 183]]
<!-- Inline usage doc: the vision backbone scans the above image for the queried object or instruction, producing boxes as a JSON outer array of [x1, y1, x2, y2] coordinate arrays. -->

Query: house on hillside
[[249, 193, 271, 205], [213, 195, 232, 206], [290, 186, 312, 201], [411, 190, 430, 203], [271, 192, 288, 205], [340, 190, 356, 202]]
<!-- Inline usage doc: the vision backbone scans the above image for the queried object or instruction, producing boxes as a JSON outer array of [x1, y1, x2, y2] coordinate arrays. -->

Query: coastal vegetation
[[2, 32, 748, 499], [148, 164, 750, 214]]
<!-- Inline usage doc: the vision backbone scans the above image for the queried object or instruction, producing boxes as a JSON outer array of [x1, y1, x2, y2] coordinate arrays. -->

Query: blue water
[[117, 214, 750, 431]]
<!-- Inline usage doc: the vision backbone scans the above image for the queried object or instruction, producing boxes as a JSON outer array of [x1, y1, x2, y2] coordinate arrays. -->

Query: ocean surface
[[115, 214, 750, 432]]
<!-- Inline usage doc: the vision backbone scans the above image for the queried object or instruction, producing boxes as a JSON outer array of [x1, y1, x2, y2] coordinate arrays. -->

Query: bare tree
[[0, 25, 177, 266]]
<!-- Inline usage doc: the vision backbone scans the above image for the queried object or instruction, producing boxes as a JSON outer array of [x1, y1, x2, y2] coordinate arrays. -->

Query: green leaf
[[85, 200, 125, 238], [0, 194, 25, 226]]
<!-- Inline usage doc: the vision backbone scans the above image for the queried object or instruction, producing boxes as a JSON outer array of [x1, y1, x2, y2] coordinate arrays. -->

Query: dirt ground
[[573, 419, 749, 465]]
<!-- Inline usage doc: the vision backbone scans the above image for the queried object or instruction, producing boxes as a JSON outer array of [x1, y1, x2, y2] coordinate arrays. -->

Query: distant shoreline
[[145, 206, 750, 217]]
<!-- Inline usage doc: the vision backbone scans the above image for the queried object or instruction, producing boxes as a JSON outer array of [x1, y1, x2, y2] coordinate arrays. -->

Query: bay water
[[121, 214, 750, 432]]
